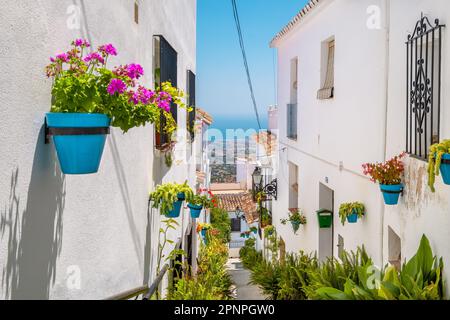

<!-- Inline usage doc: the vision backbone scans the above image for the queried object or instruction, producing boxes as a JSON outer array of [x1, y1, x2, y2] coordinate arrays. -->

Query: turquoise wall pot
[[46, 113, 110, 174]]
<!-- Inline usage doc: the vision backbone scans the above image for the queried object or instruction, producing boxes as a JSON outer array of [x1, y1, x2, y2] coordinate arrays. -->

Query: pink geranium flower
[[107, 79, 127, 95]]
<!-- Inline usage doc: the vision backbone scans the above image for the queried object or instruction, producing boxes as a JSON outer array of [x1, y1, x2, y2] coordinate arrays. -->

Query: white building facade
[[0, 0, 205, 300], [271, 0, 450, 291]]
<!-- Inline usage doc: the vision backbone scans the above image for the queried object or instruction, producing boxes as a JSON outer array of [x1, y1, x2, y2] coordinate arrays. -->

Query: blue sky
[[197, 0, 308, 131]]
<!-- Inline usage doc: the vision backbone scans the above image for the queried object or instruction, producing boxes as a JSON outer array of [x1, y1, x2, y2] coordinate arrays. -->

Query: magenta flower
[[84, 52, 105, 64], [107, 79, 127, 95], [73, 39, 90, 47], [53, 53, 69, 63], [137, 86, 155, 105], [158, 91, 172, 101], [157, 100, 171, 112], [128, 91, 140, 105], [127, 63, 144, 79], [99, 44, 117, 56]]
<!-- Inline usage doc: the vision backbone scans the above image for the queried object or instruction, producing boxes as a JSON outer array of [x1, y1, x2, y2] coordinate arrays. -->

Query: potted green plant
[[362, 153, 406, 205], [338, 202, 365, 225], [149, 182, 193, 218], [428, 140, 450, 192], [264, 225, 275, 237], [316, 209, 333, 228], [260, 207, 272, 228], [249, 226, 258, 234], [240, 231, 251, 238], [45, 39, 185, 174], [281, 208, 307, 234], [187, 189, 217, 218]]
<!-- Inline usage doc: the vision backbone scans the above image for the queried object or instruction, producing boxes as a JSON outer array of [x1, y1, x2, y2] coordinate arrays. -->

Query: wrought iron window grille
[[406, 14, 445, 159]]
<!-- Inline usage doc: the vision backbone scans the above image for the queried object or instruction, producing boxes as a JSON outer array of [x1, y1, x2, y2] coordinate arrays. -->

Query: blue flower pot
[[347, 212, 358, 223], [201, 229, 207, 237], [177, 193, 186, 201], [165, 200, 183, 218], [380, 184, 403, 205], [188, 203, 203, 218], [251, 229, 257, 234], [46, 113, 110, 174], [291, 221, 301, 233], [439, 154, 450, 185]]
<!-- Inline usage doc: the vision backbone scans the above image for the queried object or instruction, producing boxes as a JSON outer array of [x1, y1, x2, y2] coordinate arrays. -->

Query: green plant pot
[[317, 209, 333, 228]]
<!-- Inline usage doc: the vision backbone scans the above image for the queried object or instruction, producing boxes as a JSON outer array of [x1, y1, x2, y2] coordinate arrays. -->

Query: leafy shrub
[[210, 207, 231, 243], [169, 238, 232, 300], [239, 238, 263, 271], [249, 259, 281, 300], [278, 252, 318, 300]]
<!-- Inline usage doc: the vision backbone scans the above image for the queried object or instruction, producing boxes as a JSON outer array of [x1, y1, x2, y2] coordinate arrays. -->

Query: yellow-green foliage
[[338, 202, 365, 225], [428, 140, 450, 192], [169, 238, 233, 300], [149, 182, 194, 214]]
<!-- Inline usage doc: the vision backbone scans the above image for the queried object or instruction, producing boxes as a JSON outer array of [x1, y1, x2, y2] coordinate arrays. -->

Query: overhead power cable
[[231, 0, 262, 130]]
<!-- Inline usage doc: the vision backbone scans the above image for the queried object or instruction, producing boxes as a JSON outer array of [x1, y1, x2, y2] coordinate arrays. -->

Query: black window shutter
[[160, 37, 178, 123], [187, 70, 196, 141]]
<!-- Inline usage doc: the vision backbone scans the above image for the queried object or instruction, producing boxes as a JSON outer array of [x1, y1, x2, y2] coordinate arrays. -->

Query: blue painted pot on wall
[[347, 212, 359, 223], [46, 113, 110, 174], [188, 203, 203, 218], [291, 221, 301, 233], [165, 200, 183, 218], [201, 229, 207, 237], [177, 193, 186, 201], [440, 154, 450, 185], [380, 184, 403, 205]]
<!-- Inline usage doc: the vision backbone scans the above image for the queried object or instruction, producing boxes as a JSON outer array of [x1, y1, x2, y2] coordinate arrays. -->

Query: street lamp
[[235, 206, 245, 220], [252, 167, 263, 188], [252, 166, 277, 201]]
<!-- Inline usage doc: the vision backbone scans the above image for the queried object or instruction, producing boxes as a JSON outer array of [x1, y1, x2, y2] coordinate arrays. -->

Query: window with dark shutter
[[231, 218, 241, 232], [187, 70, 196, 141], [153, 35, 178, 148]]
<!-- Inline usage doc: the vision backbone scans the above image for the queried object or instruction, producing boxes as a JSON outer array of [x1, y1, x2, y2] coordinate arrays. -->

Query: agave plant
[[313, 235, 445, 300]]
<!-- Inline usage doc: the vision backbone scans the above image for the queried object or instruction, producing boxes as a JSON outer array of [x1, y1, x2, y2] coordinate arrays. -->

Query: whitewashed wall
[[273, 0, 388, 267], [273, 0, 450, 292], [0, 0, 197, 300], [384, 0, 450, 289]]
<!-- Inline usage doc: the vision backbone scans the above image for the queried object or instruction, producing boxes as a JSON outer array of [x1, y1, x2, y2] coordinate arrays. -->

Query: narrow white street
[[226, 258, 266, 300]]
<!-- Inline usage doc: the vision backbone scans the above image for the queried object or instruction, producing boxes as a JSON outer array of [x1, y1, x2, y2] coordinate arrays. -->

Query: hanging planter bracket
[[381, 188, 404, 196], [44, 119, 110, 144]]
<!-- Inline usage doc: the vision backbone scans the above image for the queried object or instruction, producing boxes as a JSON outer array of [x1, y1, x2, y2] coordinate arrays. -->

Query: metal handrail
[[104, 264, 170, 300], [106, 285, 149, 300], [143, 264, 169, 300]]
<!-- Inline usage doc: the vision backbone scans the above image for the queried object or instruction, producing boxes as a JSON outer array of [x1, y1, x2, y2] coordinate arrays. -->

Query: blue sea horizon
[[208, 115, 268, 141]]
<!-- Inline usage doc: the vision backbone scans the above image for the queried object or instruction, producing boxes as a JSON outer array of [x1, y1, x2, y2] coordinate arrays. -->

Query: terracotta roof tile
[[216, 192, 259, 224]]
